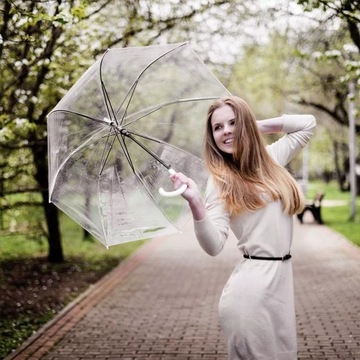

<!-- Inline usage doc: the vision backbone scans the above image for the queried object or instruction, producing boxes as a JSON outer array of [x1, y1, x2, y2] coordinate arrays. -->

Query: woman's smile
[[211, 104, 236, 154]]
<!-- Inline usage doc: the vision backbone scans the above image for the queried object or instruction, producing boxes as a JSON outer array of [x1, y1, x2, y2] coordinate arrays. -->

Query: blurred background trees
[[1, 0, 359, 262]]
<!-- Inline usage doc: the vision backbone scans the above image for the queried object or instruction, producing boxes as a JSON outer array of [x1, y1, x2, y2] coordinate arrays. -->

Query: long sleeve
[[193, 178, 230, 256], [193, 114, 316, 256], [267, 114, 316, 166]]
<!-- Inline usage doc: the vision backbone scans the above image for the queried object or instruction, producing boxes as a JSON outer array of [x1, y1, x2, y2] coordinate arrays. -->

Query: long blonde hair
[[204, 96, 305, 215]]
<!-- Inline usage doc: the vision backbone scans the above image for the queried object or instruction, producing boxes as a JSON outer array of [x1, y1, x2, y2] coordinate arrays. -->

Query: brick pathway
[[5, 221, 360, 360], [292, 223, 360, 360]]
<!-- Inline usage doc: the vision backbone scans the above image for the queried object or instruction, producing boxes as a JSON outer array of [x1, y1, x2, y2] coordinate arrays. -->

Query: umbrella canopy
[[47, 42, 230, 247]]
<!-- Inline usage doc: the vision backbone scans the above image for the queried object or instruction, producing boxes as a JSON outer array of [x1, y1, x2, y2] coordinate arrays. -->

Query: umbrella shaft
[[119, 128, 171, 171]]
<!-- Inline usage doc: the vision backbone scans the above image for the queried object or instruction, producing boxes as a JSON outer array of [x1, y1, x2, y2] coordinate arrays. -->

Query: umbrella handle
[[159, 168, 187, 197]]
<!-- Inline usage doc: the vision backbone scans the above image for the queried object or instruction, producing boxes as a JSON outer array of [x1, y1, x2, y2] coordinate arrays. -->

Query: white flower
[[18, 95, 27, 104], [312, 51, 323, 59], [0, 127, 9, 142], [324, 50, 342, 58], [16, 17, 28, 27], [343, 44, 358, 55], [15, 118, 27, 127], [344, 60, 360, 71], [339, 75, 349, 83]]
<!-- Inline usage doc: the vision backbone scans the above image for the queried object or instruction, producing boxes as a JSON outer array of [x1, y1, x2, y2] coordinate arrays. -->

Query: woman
[[171, 96, 316, 360]]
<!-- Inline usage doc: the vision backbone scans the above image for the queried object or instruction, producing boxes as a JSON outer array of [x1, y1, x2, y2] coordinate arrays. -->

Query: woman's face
[[210, 104, 236, 154]]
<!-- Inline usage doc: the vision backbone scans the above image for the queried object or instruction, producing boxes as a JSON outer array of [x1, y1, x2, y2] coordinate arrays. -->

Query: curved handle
[[159, 183, 187, 197], [158, 168, 187, 197]]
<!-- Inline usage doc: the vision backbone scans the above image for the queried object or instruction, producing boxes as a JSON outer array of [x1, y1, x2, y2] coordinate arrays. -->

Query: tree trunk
[[32, 141, 64, 263], [43, 198, 64, 263], [333, 140, 346, 191]]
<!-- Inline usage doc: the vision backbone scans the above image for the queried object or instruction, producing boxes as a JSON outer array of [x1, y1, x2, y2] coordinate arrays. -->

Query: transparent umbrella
[[47, 42, 230, 247]]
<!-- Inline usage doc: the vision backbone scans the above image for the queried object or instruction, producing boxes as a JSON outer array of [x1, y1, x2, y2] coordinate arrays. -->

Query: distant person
[[171, 96, 316, 359]]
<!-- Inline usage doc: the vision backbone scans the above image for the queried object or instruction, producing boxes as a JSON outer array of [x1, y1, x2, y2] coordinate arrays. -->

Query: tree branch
[[0, 201, 42, 210], [297, 97, 360, 132]]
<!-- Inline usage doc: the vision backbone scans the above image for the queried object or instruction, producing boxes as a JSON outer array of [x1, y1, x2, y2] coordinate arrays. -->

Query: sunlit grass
[[305, 180, 360, 247], [0, 211, 146, 262]]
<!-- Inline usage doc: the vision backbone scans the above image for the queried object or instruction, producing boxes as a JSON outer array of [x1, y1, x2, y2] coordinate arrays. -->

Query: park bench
[[297, 192, 325, 225]]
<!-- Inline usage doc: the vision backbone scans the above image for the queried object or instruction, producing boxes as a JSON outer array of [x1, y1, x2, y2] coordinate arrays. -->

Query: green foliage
[[294, 0, 360, 131], [296, 0, 330, 11], [0, 313, 54, 359], [0, 0, 98, 242], [227, 32, 298, 117], [296, 0, 360, 17], [0, 0, 238, 258], [226, 1, 360, 181]]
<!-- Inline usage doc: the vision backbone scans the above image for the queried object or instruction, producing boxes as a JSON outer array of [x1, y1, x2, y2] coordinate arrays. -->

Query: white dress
[[193, 115, 316, 360]]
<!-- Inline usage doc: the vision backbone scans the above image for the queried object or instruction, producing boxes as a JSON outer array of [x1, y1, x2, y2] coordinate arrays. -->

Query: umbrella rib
[[96, 129, 136, 176], [101, 126, 167, 175], [102, 81, 116, 121], [98, 129, 117, 176], [123, 131, 170, 170], [101, 77, 118, 125], [119, 133, 135, 172], [48, 130, 107, 197], [130, 43, 187, 89], [118, 80, 138, 125], [123, 96, 218, 126], [125, 130, 163, 145], [99, 50, 118, 124], [115, 42, 188, 124], [48, 109, 111, 126]]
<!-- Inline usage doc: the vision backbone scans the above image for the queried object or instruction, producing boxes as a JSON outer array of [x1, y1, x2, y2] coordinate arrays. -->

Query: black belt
[[243, 254, 292, 261]]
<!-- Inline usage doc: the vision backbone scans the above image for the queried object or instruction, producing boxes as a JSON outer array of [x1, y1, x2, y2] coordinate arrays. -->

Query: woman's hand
[[170, 172, 206, 221], [170, 172, 199, 201]]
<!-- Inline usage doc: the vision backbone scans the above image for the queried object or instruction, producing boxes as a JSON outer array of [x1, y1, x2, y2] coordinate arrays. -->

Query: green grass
[[0, 212, 146, 261], [0, 313, 54, 359], [0, 213, 145, 359], [305, 180, 360, 247]]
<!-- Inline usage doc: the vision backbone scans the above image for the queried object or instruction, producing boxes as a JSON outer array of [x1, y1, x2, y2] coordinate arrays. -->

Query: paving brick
[[5, 222, 360, 359], [292, 223, 360, 360]]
